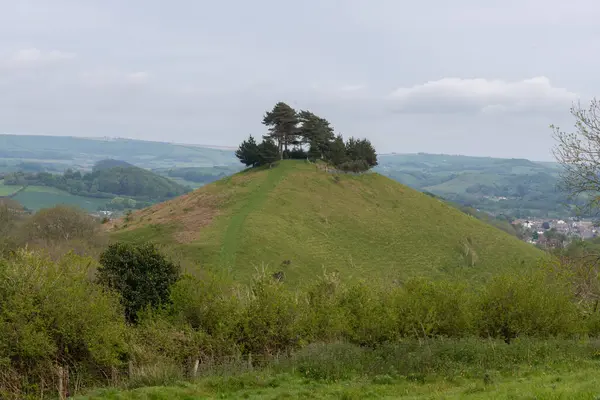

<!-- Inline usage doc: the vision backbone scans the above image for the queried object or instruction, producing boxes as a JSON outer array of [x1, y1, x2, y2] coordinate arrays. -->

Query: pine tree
[[235, 135, 260, 167], [298, 110, 335, 160], [262, 102, 298, 159], [325, 134, 348, 166], [257, 138, 280, 167]]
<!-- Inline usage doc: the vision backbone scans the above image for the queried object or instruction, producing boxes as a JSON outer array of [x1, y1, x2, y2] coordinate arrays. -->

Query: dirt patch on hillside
[[104, 189, 228, 243]]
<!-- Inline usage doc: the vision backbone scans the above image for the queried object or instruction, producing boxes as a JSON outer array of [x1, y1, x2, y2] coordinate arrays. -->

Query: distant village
[[512, 217, 598, 247]]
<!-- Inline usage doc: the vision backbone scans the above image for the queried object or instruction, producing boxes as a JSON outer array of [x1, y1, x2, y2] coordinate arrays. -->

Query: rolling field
[[12, 185, 108, 211], [0, 180, 22, 196], [111, 160, 543, 285]]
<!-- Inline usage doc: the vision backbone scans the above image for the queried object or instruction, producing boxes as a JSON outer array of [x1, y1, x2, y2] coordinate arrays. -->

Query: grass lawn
[[77, 366, 600, 399]]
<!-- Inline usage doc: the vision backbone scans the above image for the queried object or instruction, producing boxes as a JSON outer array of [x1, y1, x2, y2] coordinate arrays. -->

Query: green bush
[[396, 278, 474, 338], [98, 242, 180, 323], [338, 282, 398, 346], [476, 270, 582, 342], [169, 273, 242, 358], [235, 277, 303, 356], [300, 271, 347, 343], [0, 250, 127, 398]]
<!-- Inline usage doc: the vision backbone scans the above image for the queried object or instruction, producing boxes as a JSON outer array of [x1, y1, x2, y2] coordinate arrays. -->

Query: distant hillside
[[0, 134, 237, 172], [93, 159, 134, 171], [110, 160, 543, 285], [89, 164, 190, 200], [375, 153, 573, 218], [2, 160, 190, 210]]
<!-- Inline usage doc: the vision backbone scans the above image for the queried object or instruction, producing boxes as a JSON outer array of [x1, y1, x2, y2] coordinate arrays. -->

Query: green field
[[112, 160, 543, 284], [12, 185, 109, 211], [0, 180, 21, 196]]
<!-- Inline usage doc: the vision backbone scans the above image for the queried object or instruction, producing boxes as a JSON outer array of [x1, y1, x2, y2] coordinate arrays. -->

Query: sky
[[0, 0, 598, 161]]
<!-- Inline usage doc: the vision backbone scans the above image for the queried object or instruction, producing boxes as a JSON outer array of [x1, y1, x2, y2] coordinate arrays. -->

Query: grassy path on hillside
[[219, 163, 290, 267]]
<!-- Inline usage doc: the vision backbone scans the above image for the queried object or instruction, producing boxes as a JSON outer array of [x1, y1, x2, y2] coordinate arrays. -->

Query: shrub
[[0, 250, 127, 398], [476, 270, 582, 342], [396, 278, 474, 338], [169, 273, 242, 358], [98, 242, 180, 323], [300, 271, 347, 343], [20, 205, 100, 243], [338, 282, 398, 346], [235, 277, 302, 356]]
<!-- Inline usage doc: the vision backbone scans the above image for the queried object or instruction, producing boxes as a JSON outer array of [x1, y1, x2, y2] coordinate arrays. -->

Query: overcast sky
[[1, 0, 597, 161]]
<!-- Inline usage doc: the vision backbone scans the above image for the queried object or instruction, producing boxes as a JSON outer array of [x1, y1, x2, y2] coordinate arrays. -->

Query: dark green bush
[[98, 242, 180, 323]]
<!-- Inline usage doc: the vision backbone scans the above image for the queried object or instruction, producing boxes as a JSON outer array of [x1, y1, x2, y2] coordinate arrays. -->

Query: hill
[[87, 163, 190, 200], [92, 159, 134, 171], [375, 153, 573, 218], [110, 160, 543, 284]]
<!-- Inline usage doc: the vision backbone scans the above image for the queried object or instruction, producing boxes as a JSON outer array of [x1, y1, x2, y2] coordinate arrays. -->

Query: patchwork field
[[0, 180, 22, 196], [12, 185, 108, 211]]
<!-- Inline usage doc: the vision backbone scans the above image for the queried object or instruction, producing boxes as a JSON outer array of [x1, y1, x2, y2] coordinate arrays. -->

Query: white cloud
[[80, 69, 151, 87], [3, 48, 75, 69], [389, 76, 578, 114]]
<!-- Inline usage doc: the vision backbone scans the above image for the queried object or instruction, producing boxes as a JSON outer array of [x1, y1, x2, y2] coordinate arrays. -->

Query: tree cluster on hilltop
[[236, 102, 378, 172]]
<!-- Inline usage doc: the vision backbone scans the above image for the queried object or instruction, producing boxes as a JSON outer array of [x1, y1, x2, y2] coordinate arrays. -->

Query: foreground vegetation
[[1, 205, 599, 398], [1, 201, 599, 398], [77, 361, 600, 399]]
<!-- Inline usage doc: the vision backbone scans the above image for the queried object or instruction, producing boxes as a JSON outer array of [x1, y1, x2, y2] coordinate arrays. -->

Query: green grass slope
[[111, 161, 543, 284]]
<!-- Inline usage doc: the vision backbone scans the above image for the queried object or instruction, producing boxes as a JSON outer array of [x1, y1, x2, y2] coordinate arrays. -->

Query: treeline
[[236, 102, 378, 172], [1, 230, 600, 396], [0, 200, 106, 258], [3, 161, 189, 202]]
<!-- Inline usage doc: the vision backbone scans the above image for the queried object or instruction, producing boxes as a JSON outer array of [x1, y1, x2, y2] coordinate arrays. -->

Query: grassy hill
[[110, 161, 543, 285]]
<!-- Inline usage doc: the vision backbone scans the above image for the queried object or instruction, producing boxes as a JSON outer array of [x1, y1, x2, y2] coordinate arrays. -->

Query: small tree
[[257, 138, 280, 167], [553, 99, 600, 214], [345, 137, 378, 170], [325, 134, 348, 166], [98, 242, 180, 323], [21, 205, 100, 243], [235, 135, 260, 167]]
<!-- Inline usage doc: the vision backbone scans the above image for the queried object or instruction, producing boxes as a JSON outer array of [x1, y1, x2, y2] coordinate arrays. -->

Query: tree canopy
[[553, 99, 600, 215], [236, 102, 378, 172]]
